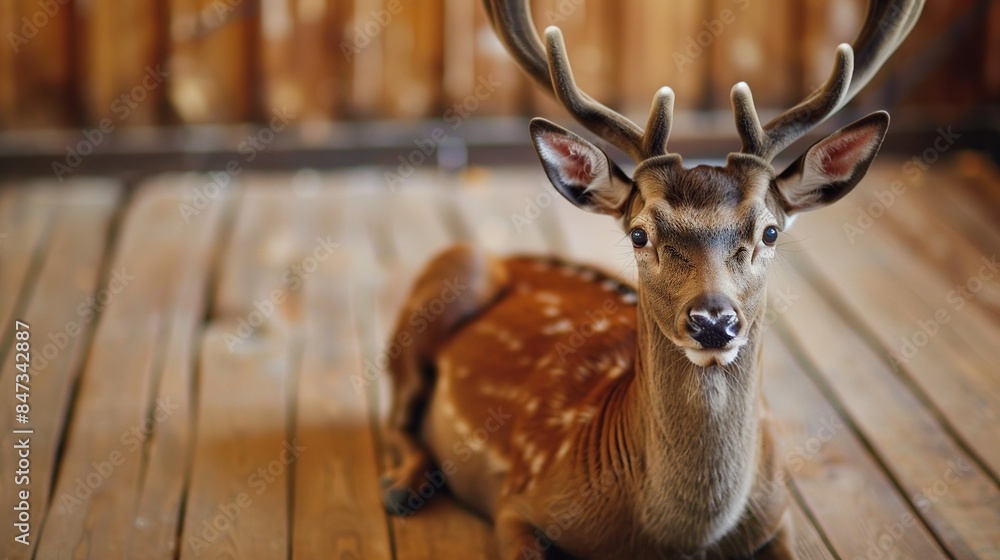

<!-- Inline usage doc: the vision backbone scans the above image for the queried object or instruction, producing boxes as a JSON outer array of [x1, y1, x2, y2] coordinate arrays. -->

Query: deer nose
[[686, 295, 740, 349]]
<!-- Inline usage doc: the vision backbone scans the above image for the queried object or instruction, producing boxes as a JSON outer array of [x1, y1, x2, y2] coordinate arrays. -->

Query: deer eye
[[630, 228, 649, 248], [762, 226, 779, 246]]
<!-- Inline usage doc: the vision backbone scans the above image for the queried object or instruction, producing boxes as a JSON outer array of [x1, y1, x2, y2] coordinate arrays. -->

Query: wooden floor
[[2, 154, 1000, 560]]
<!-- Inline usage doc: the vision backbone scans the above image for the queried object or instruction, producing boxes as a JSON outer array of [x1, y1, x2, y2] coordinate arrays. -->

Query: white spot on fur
[[593, 318, 610, 332], [542, 319, 573, 335], [620, 292, 638, 305], [530, 453, 547, 475], [535, 291, 561, 305], [543, 306, 560, 317], [556, 440, 572, 460], [526, 398, 540, 414]]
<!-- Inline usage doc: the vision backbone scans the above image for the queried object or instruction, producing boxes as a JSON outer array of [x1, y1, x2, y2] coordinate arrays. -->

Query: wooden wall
[[0, 0, 997, 130]]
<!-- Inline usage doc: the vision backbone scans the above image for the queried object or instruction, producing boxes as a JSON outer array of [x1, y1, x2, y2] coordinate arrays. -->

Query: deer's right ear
[[530, 118, 632, 218]]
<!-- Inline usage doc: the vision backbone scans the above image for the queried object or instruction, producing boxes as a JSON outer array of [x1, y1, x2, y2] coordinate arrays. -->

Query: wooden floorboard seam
[[791, 253, 1000, 491], [785, 478, 843, 560], [26, 188, 128, 558], [772, 320, 953, 558]]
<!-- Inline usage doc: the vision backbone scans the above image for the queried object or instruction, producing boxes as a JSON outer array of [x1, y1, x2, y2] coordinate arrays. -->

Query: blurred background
[[0, 0, 998, 178]]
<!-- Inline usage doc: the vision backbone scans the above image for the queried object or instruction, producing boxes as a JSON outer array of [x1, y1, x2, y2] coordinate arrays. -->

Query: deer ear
[[530, 118, 632, 218], [775, 111, 889, 215]]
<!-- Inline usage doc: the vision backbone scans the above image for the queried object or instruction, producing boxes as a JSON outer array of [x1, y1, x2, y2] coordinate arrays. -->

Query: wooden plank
[[381, 0, 444, 118], [259, 0, 345, 123], [761, 325, 948, 559], [357, 176, 500, 559], [620, 0, 709, 115], [180, 326, 292, 560], [452, 167, 559, 255], [180, 322, 292, 559], [804, 168, 1000, 482], [167, 0, 255, 123], [442, 0, 526, 117], [81, 0, 164, 126], [709, 0, 794, 111], [178, 181, 301, 559], [871, 167, 1000, 323], [798, 0, 864, 102], [772, 233, 1000, 556], [125, 175, 233, 558], [34, 179, 228, 559], [0, 181, 121, 559], [343, 0, 383, 118], [290, 176, 393, 559], [0, 185, 56, 331], [787, 502, 837, 560], [0, 0, 76, 128]]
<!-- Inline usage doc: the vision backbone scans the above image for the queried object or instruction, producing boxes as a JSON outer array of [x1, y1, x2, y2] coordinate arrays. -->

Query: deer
[[380, 1, 924, 558]]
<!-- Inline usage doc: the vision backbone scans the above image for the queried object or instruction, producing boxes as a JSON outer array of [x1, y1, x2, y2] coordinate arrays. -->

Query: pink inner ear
[[817, 126, 878, 179], [544, 133, 598, 185]]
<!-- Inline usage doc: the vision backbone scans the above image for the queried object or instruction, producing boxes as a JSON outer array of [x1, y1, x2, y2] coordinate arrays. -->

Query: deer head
[[484, 0, 923, 367]]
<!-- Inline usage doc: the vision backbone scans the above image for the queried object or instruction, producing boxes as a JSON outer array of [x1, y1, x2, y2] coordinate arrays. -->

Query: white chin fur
[[684, 346, 741, 367]]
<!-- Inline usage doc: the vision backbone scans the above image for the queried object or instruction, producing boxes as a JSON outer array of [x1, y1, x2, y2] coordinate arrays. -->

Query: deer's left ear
[[774, 111, 889, 215], [530, 118, 633, 218]]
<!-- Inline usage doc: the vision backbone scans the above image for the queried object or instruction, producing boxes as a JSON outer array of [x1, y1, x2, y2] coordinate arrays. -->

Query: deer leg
[[382, 244, 509, 515]]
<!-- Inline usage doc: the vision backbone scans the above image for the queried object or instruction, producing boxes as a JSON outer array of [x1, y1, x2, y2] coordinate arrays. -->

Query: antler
[[733, 0, 925, 162], [482, 0, 674, 162]]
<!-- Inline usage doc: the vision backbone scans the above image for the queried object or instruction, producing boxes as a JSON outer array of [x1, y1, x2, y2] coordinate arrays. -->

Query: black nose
[[686, 295, 740, 349]]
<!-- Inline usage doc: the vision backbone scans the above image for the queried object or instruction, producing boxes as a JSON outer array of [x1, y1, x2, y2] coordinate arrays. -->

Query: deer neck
[[624, 298, 765, 547]]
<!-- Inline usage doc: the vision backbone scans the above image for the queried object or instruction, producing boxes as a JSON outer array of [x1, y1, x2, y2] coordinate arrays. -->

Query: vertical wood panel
[[382, 0, 445, 118], [259, 0, 346, 124], [709, 0, 794, 111], [620, 1, 709, 114], [168, 0, 256, 123], [1, 0, 77, 128], [81, 0, 165, 126], [441, 0, 526, 117]]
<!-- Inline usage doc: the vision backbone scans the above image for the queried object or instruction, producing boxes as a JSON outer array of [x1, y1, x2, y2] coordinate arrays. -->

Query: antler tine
[[740, 0, 924, 162], [643, 87, 675, 158], [542, 27, 646, 161], [484, 0, 672, 162]]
